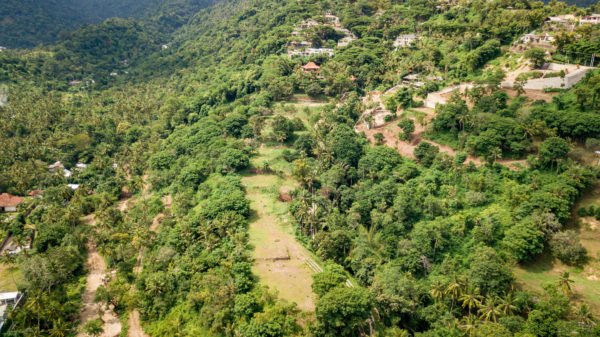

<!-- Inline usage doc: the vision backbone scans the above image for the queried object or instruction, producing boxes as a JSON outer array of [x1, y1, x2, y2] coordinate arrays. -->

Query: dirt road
[[77, 215, 121, 337]]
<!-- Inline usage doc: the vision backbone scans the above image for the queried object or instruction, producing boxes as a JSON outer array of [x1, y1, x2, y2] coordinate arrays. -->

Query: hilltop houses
[[318, 12, 340, 26], [545, 14, 577, 25], [519, 31, 554, 45], [393, 34, 419, 49], [580, 14, 600, 25], [48, 161, 72, 178], [297, 19, 319, 30], [288, 48, 334, 57], [0, 193, 24, 213], [288, 13, 355, 57]]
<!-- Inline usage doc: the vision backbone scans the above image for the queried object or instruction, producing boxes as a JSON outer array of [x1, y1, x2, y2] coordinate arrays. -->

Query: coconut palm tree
[[497, 292, 517, 316], [478, 296, 503, 322], [49, 317, 71, 337], [557, 271, 574, 296], [429, 280, 445, 304], [459, 315, 478, 337], [445, 277, 464, 311], [459, 286, 482, 318]]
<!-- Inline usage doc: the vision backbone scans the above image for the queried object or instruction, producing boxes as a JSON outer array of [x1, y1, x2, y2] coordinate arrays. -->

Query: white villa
[[580, 14, 600, 25], [393, 34, 419, 48]]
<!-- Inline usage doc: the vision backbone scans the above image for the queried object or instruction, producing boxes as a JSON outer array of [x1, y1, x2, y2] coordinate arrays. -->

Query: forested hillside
[[0, 0, 220, 48], [1, 0, 600, 336]]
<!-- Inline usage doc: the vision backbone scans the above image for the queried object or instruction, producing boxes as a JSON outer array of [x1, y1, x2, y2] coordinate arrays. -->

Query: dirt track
[[77, 215, 122, 337]]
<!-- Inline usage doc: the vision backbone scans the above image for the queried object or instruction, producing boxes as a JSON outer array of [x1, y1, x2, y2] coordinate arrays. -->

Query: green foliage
[[537, 137, 570, 168], [314, 287, 374, 337], [414, 142, 439, 167], [549, 230, 587, 265], [312, 263, 347, 298]]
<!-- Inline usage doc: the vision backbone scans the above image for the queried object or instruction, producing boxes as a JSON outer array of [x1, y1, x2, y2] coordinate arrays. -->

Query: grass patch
[[0, 265, 22, 292]]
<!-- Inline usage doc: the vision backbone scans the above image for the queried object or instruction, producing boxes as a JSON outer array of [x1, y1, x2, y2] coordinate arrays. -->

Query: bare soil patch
[[77, 233, 121, 337]]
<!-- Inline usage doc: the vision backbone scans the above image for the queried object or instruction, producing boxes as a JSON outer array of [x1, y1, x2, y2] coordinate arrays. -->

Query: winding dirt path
[[78, 215, 122, 337]]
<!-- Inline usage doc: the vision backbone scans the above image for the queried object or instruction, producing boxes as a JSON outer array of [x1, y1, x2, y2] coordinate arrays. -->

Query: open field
[[242, 171, 318, 312]]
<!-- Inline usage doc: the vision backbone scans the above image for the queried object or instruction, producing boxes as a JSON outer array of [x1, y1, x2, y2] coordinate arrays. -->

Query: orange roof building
[[0, 193, 25, 212], [301, 62, 320, 73]]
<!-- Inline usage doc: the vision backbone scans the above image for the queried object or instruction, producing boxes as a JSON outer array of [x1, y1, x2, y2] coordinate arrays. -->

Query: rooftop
[[0, 194, 24, 208]]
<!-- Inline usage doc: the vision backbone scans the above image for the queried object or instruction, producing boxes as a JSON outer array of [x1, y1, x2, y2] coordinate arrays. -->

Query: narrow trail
[[242, 173, 317, 312], [78, 215, 122, 337]]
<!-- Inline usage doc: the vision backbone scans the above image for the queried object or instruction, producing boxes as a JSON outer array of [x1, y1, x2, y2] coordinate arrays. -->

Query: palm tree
[[478, 296, 502, 322], [459, 315, 478, 337], [459, 286, 482, 317], [497, 292, 517, 316], [429, 280, 445, 303], [445, 277, 464, 311], [49, 318, 71, 337], [557, 272, 574, 296], [575, 303, 595, 327]]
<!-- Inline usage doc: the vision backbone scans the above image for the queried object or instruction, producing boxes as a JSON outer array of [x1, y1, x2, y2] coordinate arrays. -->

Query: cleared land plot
[[242, 169, 317, 312]]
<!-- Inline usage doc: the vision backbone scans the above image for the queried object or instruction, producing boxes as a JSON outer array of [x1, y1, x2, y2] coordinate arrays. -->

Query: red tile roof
[[301, 62, 320, 70], [28, 190, 43, 197], [0, 193, 25, 208]]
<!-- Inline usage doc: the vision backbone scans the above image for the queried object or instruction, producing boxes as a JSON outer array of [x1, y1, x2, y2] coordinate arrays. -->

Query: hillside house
[[545, 14, 576, 25], [48, 161, 64, 170], [0, 46, 6, 52], [290, 41, 312, 48], [48, 161, 72, 177], [69, 80, 82, 86], [301, 62, 320, 73], [0, 292, 23, 331], [319, 12, 340, 25], [297, 19, 319, 30], [539, 33, 554, 43], [580, 14, 600, 25], [0, 193, 24, 213], [394, 34, 419, 49], [520, 32, 538, 44]]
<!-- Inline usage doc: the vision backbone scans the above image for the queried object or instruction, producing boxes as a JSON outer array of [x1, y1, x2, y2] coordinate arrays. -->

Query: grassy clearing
[[0, 265, 22, 292], [250, 146, 294, 175], [243, 143, 321, 313]]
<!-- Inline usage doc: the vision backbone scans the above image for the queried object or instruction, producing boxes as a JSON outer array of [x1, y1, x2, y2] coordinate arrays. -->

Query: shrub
[[414, 142, 439, 167], [577, 206, 587, 217], [465, 190, 486, 206], [549, 231, 587, 265], [585, 138, 600, 151]]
